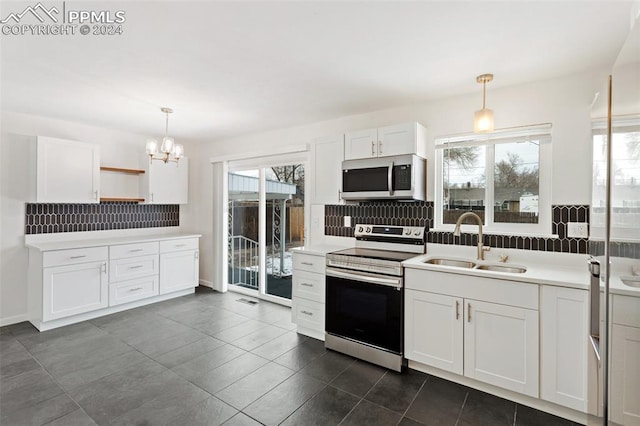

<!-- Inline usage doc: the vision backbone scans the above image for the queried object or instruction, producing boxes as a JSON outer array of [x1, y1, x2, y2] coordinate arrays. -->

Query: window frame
[[434, 124, 553, 236]]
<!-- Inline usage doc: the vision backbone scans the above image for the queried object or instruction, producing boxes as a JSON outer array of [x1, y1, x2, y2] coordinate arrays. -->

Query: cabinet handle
[[101, 263, 107, 274], [455, 300, 460, 320], [151, 193, 154, 202], [301, 283, 313, 287], [194, 251, 199, 260], [129, 287, 143, 292], [130, 249, 144, 253], [371, 141, 375, 156], [94, 190, 98, 200], [301, 261, 313, 266], [175, 244, 186, 247], [467, 303, 472, 323], [70, 255, 86, 259], [378, 140, 382, 154], [129, 265, 144, 269], [301, 310, 313, 316]]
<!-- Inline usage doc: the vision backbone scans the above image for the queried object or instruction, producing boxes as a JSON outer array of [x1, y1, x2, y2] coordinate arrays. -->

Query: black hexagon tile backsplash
[[25, 202, 179, 234]]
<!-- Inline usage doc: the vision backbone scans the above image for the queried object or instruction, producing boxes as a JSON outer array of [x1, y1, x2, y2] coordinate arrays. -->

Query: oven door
[[325, 267, 403, 354]]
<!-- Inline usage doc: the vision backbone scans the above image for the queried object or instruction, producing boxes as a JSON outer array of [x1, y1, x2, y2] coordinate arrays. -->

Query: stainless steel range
[[325, 224, 425, 372]]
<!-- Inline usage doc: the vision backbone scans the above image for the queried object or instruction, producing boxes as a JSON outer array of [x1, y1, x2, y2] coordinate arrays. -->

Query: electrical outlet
[[567, 222, 589, 238], [343, 216, 351, 227]]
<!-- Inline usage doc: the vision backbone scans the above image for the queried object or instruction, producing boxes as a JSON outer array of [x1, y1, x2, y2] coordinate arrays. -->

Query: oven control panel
[[354, 224, 425, 241]]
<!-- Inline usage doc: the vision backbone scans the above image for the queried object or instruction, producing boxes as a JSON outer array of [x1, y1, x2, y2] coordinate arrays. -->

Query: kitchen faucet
[[453, 212, 490, 260]]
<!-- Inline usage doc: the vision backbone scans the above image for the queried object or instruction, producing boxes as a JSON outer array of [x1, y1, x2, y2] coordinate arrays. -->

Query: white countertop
[[26, 233, 202, 252], [291, 243, 353, 256], [403, 243, 640, 297]]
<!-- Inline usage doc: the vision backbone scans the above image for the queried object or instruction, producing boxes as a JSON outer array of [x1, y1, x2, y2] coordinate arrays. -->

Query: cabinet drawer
[[110, 242, 159, 260], [292, 298, 325, 332], [293, 270, 325, 303], [293, 253, 325, 274], [109, 275, 159, 307], [160, 238, 199, 253], [109, 255, 159, 283], [43, 246, 108, 268], [613, 295, 640, 328]]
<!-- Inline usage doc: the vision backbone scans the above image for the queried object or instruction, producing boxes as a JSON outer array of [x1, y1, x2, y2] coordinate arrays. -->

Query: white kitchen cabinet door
[[36, 136, 100, 203], [42, 261, 108, 321], [405, 290, 463, 375], [376, 123, 417, 158], [144, 157, 189, 204], [310, 135, 344, 204], [344, 128, 378, 160], [611, 324, 640, 426], [464, 299, 539, 397], [159, 250, 199, 294], [540, 286, 590, 412]]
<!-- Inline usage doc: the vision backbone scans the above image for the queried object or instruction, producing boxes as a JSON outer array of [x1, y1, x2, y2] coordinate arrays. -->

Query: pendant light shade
[[474, 74, 494, 133]]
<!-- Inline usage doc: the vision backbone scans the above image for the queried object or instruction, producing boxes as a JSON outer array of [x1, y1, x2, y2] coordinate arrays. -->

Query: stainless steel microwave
[[341, 154, 426, 201]]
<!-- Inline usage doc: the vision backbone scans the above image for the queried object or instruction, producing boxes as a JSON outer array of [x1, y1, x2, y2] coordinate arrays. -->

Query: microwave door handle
[[388, 161, 394, 196]]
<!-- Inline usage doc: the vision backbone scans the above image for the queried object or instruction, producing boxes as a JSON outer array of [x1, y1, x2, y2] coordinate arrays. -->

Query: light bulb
[[474, 108, 494, 133], [173, 144, 184, 160], [161, 136, 174, 154], [146, 139, 158, 155]]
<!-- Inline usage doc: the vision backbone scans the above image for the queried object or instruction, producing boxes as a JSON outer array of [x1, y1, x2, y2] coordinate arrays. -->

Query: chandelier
[[145, 107, 184, 164]]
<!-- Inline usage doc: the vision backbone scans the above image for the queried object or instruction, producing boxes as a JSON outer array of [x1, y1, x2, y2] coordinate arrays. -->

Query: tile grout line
[[12, 332, 98, 425], [337, 370, 389, 425], [397, 374, 429, 425], [454, 391, 470, 426]]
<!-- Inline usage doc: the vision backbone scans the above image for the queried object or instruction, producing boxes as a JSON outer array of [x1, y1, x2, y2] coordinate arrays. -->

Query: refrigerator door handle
[[587, 257, 601, 362]]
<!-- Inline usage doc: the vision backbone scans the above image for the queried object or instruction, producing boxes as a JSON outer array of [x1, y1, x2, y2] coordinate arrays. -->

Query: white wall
[[0, 111, 197, 325], [192, 69, 607, 288]]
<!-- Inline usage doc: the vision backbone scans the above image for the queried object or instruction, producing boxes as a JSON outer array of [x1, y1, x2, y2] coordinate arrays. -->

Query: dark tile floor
[[1, 287, 579, 426]]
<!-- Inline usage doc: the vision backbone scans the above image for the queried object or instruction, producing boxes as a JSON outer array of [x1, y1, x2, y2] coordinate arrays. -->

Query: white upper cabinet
[[344, 122, 427, 160], [36, 136, 100, 203], [141, 157, 189, 204], [310, 135, 344, 205]]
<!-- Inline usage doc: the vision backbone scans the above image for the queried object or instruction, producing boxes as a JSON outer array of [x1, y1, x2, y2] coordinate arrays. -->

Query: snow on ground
[[266, 251, 293, 276], [245, 251, 293, 276]]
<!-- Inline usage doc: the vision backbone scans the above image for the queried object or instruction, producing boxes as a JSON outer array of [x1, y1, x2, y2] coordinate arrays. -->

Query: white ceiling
[[0, 1, 633, 142]]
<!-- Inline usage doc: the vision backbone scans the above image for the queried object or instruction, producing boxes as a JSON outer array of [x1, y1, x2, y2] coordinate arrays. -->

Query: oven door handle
[[388, 161, 394, 196], [326, 268, 402, 289]]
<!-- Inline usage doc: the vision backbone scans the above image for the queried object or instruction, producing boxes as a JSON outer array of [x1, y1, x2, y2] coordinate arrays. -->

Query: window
[[592, 116, 640, 240], [435, 124, 552, 235]]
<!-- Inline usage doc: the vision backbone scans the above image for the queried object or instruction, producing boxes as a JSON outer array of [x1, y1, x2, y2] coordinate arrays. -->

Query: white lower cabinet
[[405, 290, 463, 374], [28, 235, 200, 331], [43, 260, 108, 321], [109, 275, 159, 306], [404, 268, 539, 398], [464, 299, 538, 397], [611, 295, 640, 426], [291, 251, 326, 340], [540, 286, 591, 413], [160, 248, 199, 294]]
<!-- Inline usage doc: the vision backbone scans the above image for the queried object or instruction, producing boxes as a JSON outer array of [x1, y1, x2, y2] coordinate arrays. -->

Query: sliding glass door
[[227, 163, 305, 304]]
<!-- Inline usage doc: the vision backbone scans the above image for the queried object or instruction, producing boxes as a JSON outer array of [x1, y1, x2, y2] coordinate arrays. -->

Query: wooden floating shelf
[[100, 166, 145, 175], [100, 197, 145, 203]]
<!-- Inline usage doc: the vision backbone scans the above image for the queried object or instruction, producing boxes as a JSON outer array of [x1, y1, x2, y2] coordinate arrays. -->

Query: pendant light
[[145, 107, 184, 164], [474, 74, 494, 133]]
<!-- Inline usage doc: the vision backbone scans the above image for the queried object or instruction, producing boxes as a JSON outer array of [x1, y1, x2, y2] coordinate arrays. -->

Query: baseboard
[[0, 313, 29, 327], [199, 279, 214, 289]]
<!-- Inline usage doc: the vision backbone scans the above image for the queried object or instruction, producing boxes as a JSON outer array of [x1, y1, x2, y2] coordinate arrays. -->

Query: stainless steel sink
[[621, 276, 640, 288], [475, 264, 527, 273], [424, 258, 476, 268]]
